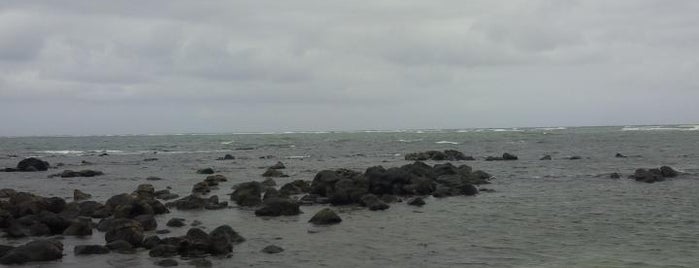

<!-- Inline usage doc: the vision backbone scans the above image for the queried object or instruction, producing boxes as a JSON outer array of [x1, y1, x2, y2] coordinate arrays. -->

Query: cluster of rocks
[[628, 166, 679, 183], [228, 161, 492, 217], [191, 174, 228, 195], [2, 158, 50, 172], [405, 150, 474, 161], [0, 239, 63, 264], [144, 225, 244, 259]]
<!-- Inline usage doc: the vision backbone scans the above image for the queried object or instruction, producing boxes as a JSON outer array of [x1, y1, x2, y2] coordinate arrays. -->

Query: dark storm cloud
[[0, 0, 698, 135]]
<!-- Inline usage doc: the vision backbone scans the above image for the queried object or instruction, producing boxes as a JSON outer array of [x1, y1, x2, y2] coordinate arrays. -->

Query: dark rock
[[136, 184, 155, 195], [262, 168, 288, 178], [568, 156, 582, 160], [104, 219, 144, 246], [263, 188, 286, 201], [503, 153, 518, 160], [270, 161, 286, 169], [143, 235, 161, 249], [610, 172, 621, 179], [261, 245, 284, 254], [143, 158, 159, 162], [615, 153, 627, 158], [63, 217, 93, 236], [190, 220, 203, 227], [540, 155, 552, 160], [134, 214, 157, 231], [73, 189, 92, 201], [309, 208, 342, 225], [155, 190, 179, 201], [166, 195, 207, 210], [192, 182, 211, 195], [0, 188, 17, 198], [209, 225, 245, 244], [167, 218, 186, 227], [0, 245, 14, 257], [53, 170, 104, 178], [217, 154, 235, 160], [181, 228, 212, 257], [261, 178, 277, 187], [0, 239, 63, 265], [279, 180, 311, 195], [407, 197, 426, 206], [155, 259, 179, 267], [74, 245, 109, 255], [146, 176, 163, 181], [188, 258, 213, 267], [105, 240, 135, 254], [16, 158, 50, 172], [360, 194, 389, 211], [156, 229, 171, 234], [230, 182, 263, 207], [660, 166, 679, 178], [196, 168, 215, 175], [255, 198, 301, 216], [631, 168, 664, 183], [149, 244, 179, 257], [204, 174, 227, 185]]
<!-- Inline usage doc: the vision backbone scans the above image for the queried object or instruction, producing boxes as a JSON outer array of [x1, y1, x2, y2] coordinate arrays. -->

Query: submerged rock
[[540, 155, 552, 160], [270, 161, 286, 169], [261, 245, 284, 254], [74, 245, 110, 255], [51, 170, 104, 178], [196, 168, 215, 175], [254, 198, 301, 216], [262, 168, 288, 178], [73, 189, 92, 201], [486, 153, 518, 161]]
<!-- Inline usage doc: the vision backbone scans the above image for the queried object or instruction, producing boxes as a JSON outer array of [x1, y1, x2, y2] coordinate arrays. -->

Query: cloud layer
[[1, 0, 698, 135]]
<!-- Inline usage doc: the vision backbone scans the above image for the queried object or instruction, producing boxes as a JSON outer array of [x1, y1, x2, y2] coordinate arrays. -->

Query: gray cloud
[[1, 0, 698, 136]]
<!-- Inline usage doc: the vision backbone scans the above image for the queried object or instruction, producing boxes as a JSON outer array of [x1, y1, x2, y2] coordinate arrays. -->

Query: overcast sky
[[1, 0, 698, 136]]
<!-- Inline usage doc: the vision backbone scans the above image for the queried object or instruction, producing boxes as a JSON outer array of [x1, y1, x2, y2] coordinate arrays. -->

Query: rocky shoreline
[[0, 150, 689, 265]]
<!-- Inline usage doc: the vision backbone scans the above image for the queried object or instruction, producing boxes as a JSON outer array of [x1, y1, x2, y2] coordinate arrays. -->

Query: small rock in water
[[615, 153, 627, 158], [540, 155, 552, 160], [156, 229, 171, 235], [166, 218, 186, 227], [196, 168, 215, 174], [262, 168, 288, 178], [309, 208, 342, 225], [270, 161, 286, 169], [146, 176, 163, 181], [568, 156, 582, 160], [188, 258, 213, 267], [610, 172, 621, 179], [191, 220, 203, 227], [261, 245, 284, 254]]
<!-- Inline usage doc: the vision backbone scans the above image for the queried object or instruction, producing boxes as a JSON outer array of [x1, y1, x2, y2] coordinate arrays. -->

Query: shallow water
[[1, 126, 698, 267]]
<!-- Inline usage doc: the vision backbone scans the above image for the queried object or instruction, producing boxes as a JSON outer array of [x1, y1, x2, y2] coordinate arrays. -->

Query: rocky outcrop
[[147, 225, 243, 259], [405, 150, 474, 161]]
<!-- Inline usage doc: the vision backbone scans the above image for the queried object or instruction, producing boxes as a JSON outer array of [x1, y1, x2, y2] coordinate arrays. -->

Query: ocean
[[1, 125, 698, 267]]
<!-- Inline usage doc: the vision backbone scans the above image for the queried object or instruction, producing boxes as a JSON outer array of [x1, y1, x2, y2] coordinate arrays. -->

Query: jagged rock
[[660, 166, 679, 178], [73, 189, 92, 201], [309, 208, 342, 225]]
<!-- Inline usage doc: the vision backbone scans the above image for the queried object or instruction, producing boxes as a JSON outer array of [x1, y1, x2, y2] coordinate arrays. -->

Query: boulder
[[149, 244, 179, 257], [610, 172, 621, 179], [134, 214, 157, 231], [62, 217, 93, 236], [155, 190, 179, 201], [631, 168, 664, 183], [192, 182, 211, 195], [230, 182, 263, 207], [166, 195, 207, 210], [309, 208, 342, 225], [104, 219, 144, 246], [254, 198, 301, 216], [660, 166, 679, 178], [261, 178, 277, 187], [279, 180, 311, 195], [16, 158, 50, 172], [166, 218, 186, 227], [105, 240, 135, 254], [143, 235, 161, 249], [209, 225, 245, 244], [0, 239, 63, 265]]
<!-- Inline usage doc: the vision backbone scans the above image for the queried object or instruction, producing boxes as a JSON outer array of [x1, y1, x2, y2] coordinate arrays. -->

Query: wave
[[435, 140, 460, 145], [285, 155, 310, 159], [621, 125, 699, 132], [37, 150, 85, 155], [220, 140, 235, 145], [398, 139, 423, 143], [534, 127, 567, 131]]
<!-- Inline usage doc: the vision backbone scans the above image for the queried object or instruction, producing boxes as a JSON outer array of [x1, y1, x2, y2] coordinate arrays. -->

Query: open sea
[[1, 125, 699, 267]]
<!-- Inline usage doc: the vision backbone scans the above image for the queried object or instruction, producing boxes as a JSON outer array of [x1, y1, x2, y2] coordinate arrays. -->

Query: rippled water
[[1, 126, 698, 267]]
